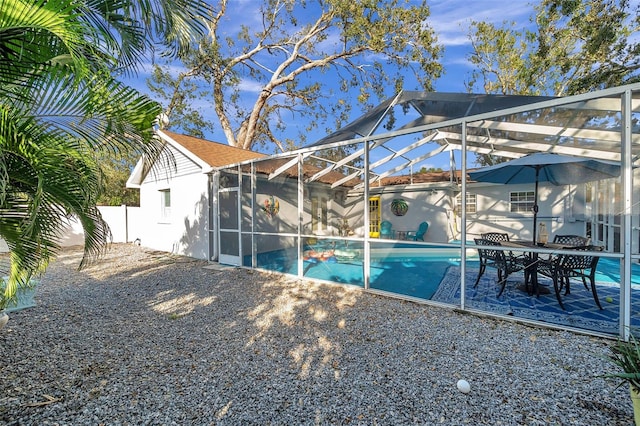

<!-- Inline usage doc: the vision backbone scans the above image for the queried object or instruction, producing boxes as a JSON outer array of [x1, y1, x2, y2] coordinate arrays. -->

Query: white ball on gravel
[[456, 379, 471, 394]]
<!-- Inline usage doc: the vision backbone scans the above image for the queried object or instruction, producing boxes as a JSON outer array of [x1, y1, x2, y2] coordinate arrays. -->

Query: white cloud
[[428, 0, 534, 47], [444, 55, 476, 67], [313, 32, 342, 52], [238, 78, 264, 93]]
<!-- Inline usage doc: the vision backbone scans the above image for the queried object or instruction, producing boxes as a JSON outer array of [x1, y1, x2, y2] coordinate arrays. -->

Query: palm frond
[[0, 0, 92, 85], [0, 109, 114, 305], [9, 66, 163, 159]]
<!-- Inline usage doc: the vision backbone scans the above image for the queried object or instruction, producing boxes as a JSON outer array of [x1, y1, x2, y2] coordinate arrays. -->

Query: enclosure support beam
[[621, 90, 633, 340], [363, 140, 371, 290], [297, 153, 304, 280], [460, 121, 468, 310]]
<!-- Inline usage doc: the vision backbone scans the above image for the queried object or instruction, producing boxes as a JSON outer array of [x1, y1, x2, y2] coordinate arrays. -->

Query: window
[[455, 192, 476, 215], [311, 197, 327, 232], [160, 189, 171, 220], [510, 191, 534, 213]]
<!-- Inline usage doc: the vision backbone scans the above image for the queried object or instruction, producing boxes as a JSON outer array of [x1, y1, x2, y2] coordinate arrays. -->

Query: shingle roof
[[378, 170, 473, 186], [161, 130, 266, 167]]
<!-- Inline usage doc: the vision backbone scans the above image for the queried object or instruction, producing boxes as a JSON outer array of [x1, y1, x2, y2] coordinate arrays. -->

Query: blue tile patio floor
[[433, 266, 638, 335]]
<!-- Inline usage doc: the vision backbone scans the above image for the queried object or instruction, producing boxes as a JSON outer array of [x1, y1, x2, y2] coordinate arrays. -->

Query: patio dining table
[[499, 240, 571, 296]]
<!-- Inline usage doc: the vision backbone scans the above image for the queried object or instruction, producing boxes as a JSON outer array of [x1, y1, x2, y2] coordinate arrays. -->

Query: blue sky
[[428, 0, 534, 92], [127, 0, 536, 161]]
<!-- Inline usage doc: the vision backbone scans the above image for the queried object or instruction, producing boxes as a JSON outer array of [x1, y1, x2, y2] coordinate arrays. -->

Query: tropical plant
[[0, 0, 210, 309], [606, 334, 640, 392]]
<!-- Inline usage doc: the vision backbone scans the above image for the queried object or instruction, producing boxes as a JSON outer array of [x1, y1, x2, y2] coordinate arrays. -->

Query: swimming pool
[[252, 241, 639, 301], [253, 242, 470, 300]]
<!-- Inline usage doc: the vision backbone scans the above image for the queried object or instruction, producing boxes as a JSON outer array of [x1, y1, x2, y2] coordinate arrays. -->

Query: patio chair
[[553, 234, 589, 246], [406, 222, 429, 241], [481, 232, 510, 243], [481, 232, 529, 264], [473, 238, 526, 297], [544, 234, 590, 262], [537, 245, 603, 310], [380, 221, 394, 239]]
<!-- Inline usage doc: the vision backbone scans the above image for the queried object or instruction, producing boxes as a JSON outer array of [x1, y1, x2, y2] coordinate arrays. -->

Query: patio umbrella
[[468, 152, 621, 243]]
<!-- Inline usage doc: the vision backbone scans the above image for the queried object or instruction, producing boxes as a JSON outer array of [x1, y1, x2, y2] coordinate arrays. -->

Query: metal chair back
[[553, 234, 589, 247], [540, 245, 604, 310], [481, 232, 509, 243], [474, 238, 502, 264]]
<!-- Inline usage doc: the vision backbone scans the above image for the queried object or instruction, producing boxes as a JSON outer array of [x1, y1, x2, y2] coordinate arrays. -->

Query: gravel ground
[[0, 243, 634, 425]]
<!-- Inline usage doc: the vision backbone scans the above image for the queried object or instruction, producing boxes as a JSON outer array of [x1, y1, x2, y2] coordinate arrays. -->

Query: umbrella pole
[[532, 166, 540, 243]]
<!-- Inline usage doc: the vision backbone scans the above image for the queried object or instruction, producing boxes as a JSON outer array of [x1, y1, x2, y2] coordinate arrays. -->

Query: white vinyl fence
[[60, 205, 140, 247]]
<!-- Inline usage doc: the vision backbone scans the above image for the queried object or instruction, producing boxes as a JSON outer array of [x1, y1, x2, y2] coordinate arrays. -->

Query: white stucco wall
[[463, 182, 585, 242], [100, 205, 134, 242], [368, 182, 587, 244], [375, 190, 454, 242], [58, 196, 209, 260], [57, 171, 634, 257], [136, 172, 209, 259], [59, 217, 86, 247]]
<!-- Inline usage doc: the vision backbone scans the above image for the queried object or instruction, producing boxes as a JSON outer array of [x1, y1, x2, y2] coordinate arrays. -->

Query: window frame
[[159, 188, 171, 221], [509, 191, 535, 213], [455, 192, 477, 215]]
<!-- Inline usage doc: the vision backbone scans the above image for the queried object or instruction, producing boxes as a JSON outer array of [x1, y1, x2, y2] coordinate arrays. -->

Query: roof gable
[[161, 130, 266, 167], [127, 130, 266, 188]]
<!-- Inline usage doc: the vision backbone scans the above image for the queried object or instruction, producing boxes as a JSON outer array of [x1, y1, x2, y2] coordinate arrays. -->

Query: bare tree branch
[[152, 0, 443, 151]]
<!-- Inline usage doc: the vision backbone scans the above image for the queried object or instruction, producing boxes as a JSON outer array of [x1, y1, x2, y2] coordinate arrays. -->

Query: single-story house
[[125, 132, 595, 260]]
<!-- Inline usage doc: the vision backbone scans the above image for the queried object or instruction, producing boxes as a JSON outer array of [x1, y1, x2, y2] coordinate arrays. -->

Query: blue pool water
[[252, 242, 468, 300], [252, 242, 640, 302]]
